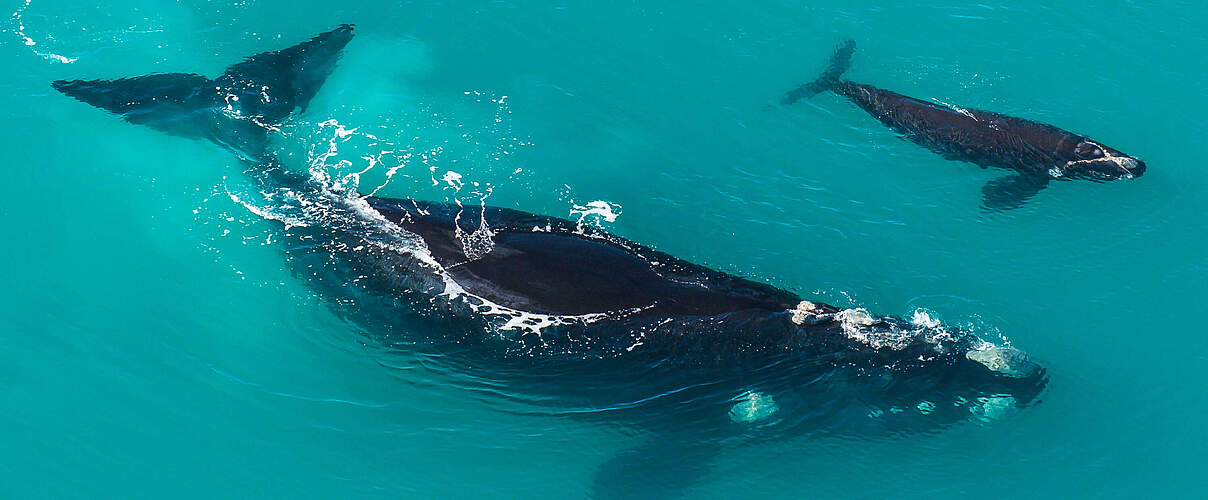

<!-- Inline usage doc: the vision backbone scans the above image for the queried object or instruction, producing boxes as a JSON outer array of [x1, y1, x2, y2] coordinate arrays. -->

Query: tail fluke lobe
[[51, 74, 215, 138], [216, 24, 355, 124], [781, 39, 856, 105], [51, 25, 355, 160]]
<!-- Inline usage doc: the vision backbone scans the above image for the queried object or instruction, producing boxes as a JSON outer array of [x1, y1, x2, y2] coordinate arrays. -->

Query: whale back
[[366, 197, 803, 317]]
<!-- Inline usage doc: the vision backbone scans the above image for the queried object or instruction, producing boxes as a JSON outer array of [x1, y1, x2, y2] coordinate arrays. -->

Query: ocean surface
[[3, 1, 1206, 498]]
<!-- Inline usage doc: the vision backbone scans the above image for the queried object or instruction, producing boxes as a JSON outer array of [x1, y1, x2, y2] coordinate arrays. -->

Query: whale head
[[965, 344, 1043, 380], [1062, 140, 1146, 180]]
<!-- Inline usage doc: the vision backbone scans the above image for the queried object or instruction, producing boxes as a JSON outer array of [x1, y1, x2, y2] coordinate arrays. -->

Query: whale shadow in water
[[54, 27, 1048, 498], [783, 40, 1147, 211]]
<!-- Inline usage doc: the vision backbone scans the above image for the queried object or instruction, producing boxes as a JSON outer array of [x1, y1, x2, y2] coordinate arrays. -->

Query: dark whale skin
[[784, 41, 1146, 210]]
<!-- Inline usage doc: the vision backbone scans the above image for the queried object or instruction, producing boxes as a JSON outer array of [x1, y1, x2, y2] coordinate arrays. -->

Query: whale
[[783, 41, 1147, 210], [53, 26, 1047, 498]]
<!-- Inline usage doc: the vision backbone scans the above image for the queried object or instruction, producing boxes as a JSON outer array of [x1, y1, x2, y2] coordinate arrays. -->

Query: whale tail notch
[[52, 24, 355, 160], [781, 39, 855, 105]]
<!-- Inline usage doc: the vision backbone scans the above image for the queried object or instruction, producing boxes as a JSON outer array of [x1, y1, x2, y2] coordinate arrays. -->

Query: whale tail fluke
[[781, 39, 855, 105], [52, 24, 354, 160], [215, 24, 355, 124]]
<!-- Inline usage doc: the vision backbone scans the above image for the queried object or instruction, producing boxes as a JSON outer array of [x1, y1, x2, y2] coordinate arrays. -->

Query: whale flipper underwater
[[54, 27, 1048, 498], [783, 40, 1146, 211]]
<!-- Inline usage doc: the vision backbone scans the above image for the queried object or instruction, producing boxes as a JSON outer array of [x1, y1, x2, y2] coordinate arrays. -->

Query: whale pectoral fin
[[980, 174, 1050, 211], [590, 434, 719, 500]]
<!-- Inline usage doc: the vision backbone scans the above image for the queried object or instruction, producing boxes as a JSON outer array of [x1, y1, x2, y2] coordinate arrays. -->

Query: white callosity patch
[[792, 303, 1035, 368], [965, 342, 1038, 378], [789, 300, 829, 325], [830, 307, 954, 351], [729, 391, 779, 423], [836, 307, 877, 327], [1064, 140, 1140, 178], [834, 308, 912, 350]]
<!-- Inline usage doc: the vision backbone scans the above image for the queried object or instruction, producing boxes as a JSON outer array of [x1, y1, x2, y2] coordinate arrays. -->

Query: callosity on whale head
[[786, 301, 1048, 421], [1060, 139, 1147, 180]]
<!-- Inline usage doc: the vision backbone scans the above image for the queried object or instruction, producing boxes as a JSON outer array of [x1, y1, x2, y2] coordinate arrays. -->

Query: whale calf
[[54, 26, 1048, 498], [784, 41, 1146, 210]]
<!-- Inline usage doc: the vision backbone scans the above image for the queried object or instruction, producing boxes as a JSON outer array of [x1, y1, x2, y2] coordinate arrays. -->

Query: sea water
[[2, 1, 1205, 498]]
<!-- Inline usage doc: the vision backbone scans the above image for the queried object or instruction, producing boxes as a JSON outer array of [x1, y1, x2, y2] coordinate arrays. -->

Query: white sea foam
[[570, 200, 621, 225], [832, 307, 958, 351], [441, 170, 464, 189], [10, 0, 78, 64]]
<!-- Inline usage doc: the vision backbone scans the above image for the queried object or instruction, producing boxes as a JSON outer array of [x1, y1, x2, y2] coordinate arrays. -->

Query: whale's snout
[[963, 343, 1048, 407], [966, 344, 1042, 379], [1105, 156, 1145, 180], [1067, 141, 1146, 180], [1124, 158, 1146, 178]]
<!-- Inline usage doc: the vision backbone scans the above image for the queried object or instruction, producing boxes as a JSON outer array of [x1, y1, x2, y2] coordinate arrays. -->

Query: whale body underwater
[[53, 26, 1048, 497], [784, 41, 1147, 210]]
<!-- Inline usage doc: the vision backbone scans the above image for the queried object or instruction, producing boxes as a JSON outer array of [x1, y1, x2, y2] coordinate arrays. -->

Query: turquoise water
[[3, 1, 1206, 498]]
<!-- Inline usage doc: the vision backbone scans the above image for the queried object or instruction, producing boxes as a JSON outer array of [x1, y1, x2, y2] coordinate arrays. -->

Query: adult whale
[[53, 26, 1047, 498], [783, 41, 1146, 210]]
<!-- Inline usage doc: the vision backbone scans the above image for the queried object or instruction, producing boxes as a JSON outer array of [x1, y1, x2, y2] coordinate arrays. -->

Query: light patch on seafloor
[[729, 391, 779, 423], [969, 395, 1017, 422]]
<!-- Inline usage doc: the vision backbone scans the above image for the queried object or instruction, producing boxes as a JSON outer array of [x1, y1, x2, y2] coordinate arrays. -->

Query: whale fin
[[980, 173, 1050, 211], [590, 434, 719, 500], [215, 24, 355, 124], [52, 25, 354, 159], [781, 40, 856, 105], [51, 74, 217, 139]]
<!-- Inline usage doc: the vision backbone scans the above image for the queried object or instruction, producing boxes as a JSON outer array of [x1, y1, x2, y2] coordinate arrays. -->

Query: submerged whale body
[[784, 41, 1147, 210], [54, 27, 1047, 498]]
